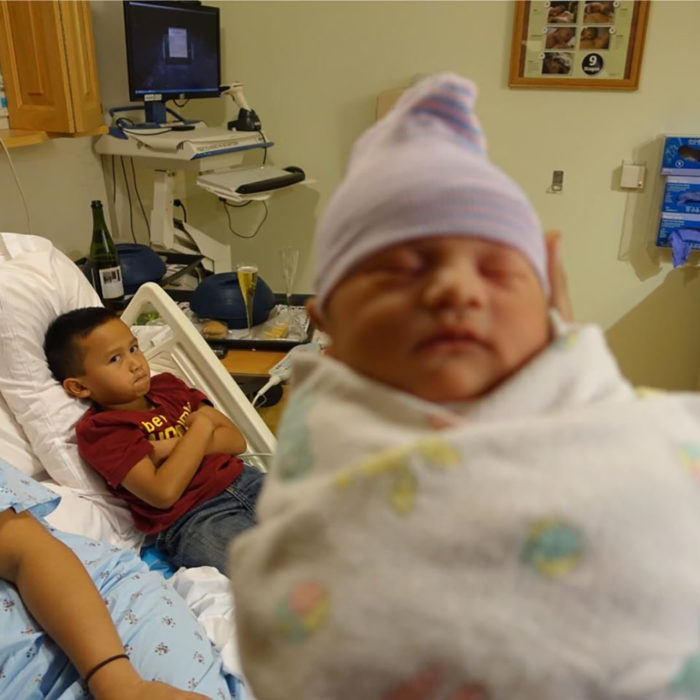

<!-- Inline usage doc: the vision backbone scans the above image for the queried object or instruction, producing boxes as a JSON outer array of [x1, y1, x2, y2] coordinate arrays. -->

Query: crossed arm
[[0, 509, 205, 700], [122, 404, 246, 510]]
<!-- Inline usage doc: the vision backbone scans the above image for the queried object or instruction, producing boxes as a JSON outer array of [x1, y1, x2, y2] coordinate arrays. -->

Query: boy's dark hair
[[44, 307, 118, 383]]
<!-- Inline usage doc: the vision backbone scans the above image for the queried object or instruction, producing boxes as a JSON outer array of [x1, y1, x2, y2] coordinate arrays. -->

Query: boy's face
[[311, 236, 550, 403], [64, 318, 151, 411]]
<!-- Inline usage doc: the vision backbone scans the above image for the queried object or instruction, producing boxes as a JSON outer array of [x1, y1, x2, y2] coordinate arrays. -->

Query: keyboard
[[198, 166, 305, 195]]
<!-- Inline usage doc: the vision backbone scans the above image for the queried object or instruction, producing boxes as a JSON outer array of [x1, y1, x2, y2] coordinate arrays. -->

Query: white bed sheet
[[170, 566, 247, 682]]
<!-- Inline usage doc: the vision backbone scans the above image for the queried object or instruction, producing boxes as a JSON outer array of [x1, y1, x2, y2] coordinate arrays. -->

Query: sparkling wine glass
[[236, 262, 258, 338], [278, 246, 299, 321]]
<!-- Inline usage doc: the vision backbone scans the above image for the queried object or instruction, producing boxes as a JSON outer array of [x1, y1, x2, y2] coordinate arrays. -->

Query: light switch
[[620, 163, 645, 189]]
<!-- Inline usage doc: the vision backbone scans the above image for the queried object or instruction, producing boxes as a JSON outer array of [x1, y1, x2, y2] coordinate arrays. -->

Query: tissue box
[[661, 177, 700, 215], [661, 136, 700, 175], [656, 212, 700, 248]]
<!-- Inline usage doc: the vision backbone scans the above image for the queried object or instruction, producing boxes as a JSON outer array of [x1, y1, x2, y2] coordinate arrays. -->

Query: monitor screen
[[123, 1, 221, 102]]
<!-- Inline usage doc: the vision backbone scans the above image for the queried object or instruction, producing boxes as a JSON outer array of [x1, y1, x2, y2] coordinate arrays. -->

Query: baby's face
[[316, 236, 550, 403]]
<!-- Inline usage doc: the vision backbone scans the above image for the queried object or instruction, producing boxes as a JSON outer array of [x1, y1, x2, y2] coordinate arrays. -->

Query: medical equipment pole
[[149, 169, 231, 273]]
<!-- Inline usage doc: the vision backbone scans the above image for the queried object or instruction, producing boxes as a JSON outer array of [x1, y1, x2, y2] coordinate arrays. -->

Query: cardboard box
[[661, 136, 700, 175]]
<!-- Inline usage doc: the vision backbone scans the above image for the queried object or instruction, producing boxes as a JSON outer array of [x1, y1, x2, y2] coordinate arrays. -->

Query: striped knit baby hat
[[313, 73, 547, 306]]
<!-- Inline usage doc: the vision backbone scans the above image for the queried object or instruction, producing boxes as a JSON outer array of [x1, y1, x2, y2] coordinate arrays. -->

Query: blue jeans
[[155, 464, 265, 575]]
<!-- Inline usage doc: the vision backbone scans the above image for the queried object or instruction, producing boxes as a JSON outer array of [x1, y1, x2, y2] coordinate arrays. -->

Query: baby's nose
[[424, 260, 486, 308]]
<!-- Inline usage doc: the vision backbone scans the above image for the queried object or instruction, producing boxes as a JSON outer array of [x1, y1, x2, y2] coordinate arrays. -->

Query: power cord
[[116, 115, 174, 137], [257, 128, 268, 165], [173, 198, 188, 222], [121, 127, 174, 136], [119, 156, 137, 243], [129, 158, 151, 237], [221, 198, 268, 239], [0, 135, 32, 234], [251, 374, 282, 408], [110, 156, 117, 206]]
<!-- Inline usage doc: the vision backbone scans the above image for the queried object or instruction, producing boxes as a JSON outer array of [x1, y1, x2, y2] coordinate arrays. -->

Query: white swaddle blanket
[[231, 321, 700, 700]]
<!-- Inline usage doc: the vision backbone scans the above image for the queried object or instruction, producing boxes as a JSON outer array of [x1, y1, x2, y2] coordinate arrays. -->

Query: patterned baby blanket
[[231, 320, 700, 700]]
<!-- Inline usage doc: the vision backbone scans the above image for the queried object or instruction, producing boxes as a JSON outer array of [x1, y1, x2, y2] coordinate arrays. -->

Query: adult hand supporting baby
[[545, 230, 573, 322]]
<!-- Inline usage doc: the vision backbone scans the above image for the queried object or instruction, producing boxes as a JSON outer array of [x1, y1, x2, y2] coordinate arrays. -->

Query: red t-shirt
[[76, 372, 244, 534]]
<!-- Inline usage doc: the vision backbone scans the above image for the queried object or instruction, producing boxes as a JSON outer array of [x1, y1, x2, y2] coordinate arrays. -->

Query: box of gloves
[[661, 136, 700, 176], [657, 137, 700, 264], [661, 177, 700, 215], [657, 212, 700, 247]]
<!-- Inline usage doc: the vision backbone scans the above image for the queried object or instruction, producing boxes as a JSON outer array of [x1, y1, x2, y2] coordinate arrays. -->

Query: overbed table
[[219, 349, 289, 435]]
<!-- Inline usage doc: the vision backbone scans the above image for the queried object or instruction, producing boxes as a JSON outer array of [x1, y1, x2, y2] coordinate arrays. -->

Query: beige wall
[[0, 137, 108, 260], [2, 1, 700, 389]]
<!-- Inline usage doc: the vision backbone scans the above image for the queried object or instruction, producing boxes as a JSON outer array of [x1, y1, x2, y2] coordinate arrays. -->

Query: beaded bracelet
[[84, 653, 130, 685]]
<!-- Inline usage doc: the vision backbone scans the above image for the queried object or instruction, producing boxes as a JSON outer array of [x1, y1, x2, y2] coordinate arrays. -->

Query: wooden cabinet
[[0, 0, 106, 147]]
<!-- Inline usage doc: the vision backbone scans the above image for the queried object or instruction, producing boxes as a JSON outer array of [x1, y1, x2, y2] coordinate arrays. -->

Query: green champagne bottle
[[89, 200, 124, 304]]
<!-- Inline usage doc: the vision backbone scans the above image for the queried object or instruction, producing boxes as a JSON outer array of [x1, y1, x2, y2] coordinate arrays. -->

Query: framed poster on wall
[[509, 1, 649, 90]]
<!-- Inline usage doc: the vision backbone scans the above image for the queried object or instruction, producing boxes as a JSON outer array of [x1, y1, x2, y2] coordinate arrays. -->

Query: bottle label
[[99, 266, 124, 299]]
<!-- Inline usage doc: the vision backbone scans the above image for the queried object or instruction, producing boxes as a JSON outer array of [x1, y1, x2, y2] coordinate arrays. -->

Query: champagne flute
[[278, 246, 299, 323], [236, 262, 258, 338]]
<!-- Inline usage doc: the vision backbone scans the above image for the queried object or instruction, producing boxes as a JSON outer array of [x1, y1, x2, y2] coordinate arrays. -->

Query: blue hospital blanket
[[0, 458, 238, 699]]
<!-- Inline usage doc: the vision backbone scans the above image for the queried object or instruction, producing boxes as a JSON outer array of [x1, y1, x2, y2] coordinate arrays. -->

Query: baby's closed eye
[[367, 250, 425, 276], [479, 250, 533, 284]]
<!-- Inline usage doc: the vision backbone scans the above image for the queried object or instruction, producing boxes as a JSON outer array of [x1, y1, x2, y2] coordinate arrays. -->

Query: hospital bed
[[0, 230, 276, 684]]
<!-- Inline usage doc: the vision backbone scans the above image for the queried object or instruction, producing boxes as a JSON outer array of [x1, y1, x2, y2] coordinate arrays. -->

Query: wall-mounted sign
[[509, 1, 649, 90]]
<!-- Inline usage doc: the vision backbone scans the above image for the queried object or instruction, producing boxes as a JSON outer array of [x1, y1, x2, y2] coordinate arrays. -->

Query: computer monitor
[[123, 0, 220, 124]]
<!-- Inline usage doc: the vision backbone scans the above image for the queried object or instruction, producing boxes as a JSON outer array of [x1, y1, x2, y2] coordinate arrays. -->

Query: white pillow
[[0, 232, 106, 492], [0, 390, 46, 478], [43, 480, 144, 551]]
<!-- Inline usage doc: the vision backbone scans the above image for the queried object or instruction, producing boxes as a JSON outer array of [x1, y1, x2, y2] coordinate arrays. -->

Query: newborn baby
[[231, 73, 700, 700]]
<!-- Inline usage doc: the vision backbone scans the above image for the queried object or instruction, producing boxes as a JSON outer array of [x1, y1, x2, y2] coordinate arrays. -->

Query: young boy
[[44, 307, 264, 574], [230, 74, 700, 699]]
